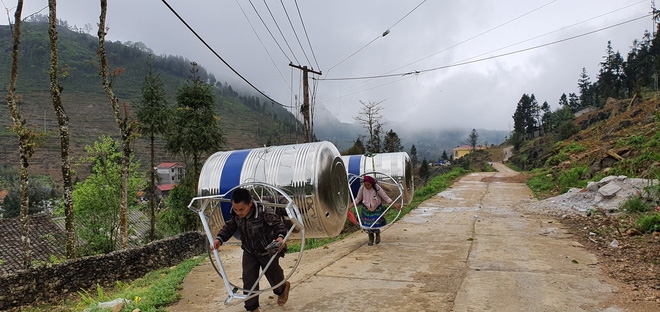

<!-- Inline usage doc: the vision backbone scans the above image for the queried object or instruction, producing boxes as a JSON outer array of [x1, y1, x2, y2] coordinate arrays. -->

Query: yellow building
[[452, 145, 486, 159]]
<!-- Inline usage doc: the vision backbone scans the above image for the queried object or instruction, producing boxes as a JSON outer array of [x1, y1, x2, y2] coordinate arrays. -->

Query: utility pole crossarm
[[290, 63, 321, 143]]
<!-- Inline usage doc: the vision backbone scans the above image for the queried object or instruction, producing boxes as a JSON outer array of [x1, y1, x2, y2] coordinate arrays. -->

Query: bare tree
[[355, 100, 386, 153], [98, 0, 138, 248], [6, 0, 42, 268], [48, 0, 77, 259]]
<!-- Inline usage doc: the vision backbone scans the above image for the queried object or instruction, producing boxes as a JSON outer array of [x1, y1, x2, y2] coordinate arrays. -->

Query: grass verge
[[20, 256, 206, 312]]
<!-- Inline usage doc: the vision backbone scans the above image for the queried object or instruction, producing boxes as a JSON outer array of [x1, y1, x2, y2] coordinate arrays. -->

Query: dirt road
[[168, 163, 636, 311]]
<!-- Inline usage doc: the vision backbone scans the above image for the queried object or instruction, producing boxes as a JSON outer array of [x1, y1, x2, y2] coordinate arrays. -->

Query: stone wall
[[0, 231, 206, 311]]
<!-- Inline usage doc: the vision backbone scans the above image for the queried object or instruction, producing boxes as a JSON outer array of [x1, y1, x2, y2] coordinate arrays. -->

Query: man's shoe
[[277, 281, 290, 306]]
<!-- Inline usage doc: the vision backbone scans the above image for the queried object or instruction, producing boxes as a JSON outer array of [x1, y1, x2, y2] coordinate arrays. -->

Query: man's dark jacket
[[216, 203, 287, 255]]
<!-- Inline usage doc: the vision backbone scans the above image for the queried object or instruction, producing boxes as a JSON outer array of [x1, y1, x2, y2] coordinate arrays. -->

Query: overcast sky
[[1, 0, 654, 132]]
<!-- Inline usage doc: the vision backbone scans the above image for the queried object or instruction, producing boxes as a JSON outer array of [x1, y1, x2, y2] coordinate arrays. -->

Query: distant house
[[156, 162, 185, 185], [156, 183, 177, 198], [452, 145, 486, 159]]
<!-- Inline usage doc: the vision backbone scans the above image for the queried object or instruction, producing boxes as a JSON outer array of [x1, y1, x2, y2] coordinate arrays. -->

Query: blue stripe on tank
[[219, 149, 251, 221], [348, 155, 362, 199]]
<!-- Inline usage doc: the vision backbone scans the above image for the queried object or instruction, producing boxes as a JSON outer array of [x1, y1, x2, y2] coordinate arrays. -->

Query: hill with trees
[[503, 15, 660, 304], [0, 16, 304, 181]]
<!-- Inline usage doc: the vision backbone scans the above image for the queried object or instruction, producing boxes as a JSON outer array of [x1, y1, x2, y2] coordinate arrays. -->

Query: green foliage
[[136, 54, 171, 141], [636, 214, 660, 233], [527, 171, 554, 196], [383, 129, 403, 152], [557, 165, 589, 193], [610, 149, 660, 177], [18, 256, 208, 312], [626, 135, 646, 147], [73, 136, 145, 255], [166, 64, 226, 178], [344, 138, 365, 155], [468, 129, 479, 150], [418, 158, 429, 179], [620, 196, 654, 213], [413, 167, 466, 199], [556, 121, 578, 140], [545, 152, 569, 167], [1, 174, 60, 218], [561, 142, 586, 153], [158, 177, 199, 235]]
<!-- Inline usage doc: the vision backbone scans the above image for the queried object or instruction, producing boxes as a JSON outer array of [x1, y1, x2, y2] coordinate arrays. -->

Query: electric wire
[[320, 14, 651, 81], [279, 0, 313, 69], [160, 0, 283, 107], [294, 0, 320, 70], [317, 0, 562, 97], [261, 0, 300, 65], [247, 0, 293, 63], [325, 0, 427, 75], [459, 0, 648, 64], [389, 0, 560, 76], [235, 0, 293, 96]]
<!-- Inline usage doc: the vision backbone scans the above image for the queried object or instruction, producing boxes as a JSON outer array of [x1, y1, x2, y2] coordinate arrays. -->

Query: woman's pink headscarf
[[363, 175, 377, 185]]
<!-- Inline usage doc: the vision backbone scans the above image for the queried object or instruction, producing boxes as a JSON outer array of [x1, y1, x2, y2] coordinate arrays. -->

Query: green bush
[[620, 196, 653, 213], [558, 165, 589, 193], [545, 152, 569, 166], [636, 214, 660, 233], [626, 135, 646, 147], [562, 142, 586, 153], [527, 173, 554, 194]]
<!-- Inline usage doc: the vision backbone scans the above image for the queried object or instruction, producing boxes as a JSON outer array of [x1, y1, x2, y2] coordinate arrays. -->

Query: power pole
[[290, 63, 321, 142]]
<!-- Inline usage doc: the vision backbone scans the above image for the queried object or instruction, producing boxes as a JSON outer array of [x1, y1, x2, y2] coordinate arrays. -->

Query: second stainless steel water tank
[[341, 152, 414, 204]]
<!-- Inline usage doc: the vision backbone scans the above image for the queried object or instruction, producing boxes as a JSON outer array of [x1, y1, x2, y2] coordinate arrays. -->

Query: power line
[[247, 0, 293, 63], [160, 0, 283, 107], [325, 0, 427, 75], [459, 1, 648, 64], [260, 0, 300, 65], [316, 0, 647, 101], [317, 0, 561, 98], [294, 0, 320, 70], [235, 0, 293, 94], [319, 14, 651, 81], [368, 0, 561, 82], [279, 0, 313, 69]]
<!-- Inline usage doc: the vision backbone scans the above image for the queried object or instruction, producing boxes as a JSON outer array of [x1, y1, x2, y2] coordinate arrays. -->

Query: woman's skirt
[[360, 205, 386, 233]]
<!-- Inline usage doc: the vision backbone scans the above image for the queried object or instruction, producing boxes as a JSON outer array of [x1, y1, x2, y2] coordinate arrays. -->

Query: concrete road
[[168, 163, 626, 312]]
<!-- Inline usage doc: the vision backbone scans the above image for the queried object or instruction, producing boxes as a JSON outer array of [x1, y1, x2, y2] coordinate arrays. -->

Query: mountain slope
[[0, 21, 303, 180]]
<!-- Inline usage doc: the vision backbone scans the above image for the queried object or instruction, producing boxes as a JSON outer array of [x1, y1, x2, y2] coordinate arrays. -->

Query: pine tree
[[166, 62, 226, 182], [409, 145, 418, 167], [383, 129, 403, 152], [136, 55, 170, 242]]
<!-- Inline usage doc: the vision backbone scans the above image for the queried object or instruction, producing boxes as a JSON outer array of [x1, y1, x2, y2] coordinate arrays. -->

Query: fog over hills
[[313, 103, 509, 160]]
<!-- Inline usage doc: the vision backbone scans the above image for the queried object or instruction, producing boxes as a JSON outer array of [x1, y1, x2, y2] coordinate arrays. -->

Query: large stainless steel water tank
[[197, 141, 349, 238], [341, 152, 414, 204]]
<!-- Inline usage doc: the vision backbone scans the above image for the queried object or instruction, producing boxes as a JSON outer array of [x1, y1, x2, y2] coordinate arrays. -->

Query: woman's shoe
[[368, 233, 374, 246], [375, 233, 381, 244]]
